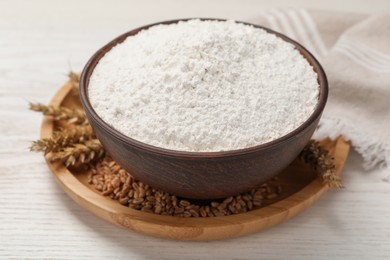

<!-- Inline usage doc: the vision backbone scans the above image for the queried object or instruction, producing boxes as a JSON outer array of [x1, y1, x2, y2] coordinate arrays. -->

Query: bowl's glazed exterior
[[80, 19, 328, 199]]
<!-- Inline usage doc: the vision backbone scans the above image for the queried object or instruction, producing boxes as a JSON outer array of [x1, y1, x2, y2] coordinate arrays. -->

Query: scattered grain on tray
[[88, 156, 282, 218]]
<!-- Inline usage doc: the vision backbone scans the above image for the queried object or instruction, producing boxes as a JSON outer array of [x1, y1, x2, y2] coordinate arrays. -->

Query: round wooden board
[[41, 80, 350, 241]]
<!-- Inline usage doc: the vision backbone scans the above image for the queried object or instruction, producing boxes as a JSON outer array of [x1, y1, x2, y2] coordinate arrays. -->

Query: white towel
[[248, 10, 390, 179]]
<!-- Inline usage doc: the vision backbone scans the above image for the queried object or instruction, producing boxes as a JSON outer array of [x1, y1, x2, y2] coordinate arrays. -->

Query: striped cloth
[[248, 10, 390, 179]]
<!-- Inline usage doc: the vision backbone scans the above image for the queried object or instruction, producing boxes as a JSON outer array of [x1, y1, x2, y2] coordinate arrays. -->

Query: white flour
[[88, 20, 319, 152]]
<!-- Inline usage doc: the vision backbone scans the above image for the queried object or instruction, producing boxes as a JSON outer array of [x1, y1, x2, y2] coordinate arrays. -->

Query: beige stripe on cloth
[[247, 10, 390, 180]]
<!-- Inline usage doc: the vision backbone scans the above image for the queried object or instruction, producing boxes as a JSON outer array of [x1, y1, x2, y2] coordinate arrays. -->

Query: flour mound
[[89, 20, 319, 152]]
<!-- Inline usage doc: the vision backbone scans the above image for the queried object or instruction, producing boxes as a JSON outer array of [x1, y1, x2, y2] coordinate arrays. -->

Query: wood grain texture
[[41, 81, 349, 241], [1, 0, 390, 258]]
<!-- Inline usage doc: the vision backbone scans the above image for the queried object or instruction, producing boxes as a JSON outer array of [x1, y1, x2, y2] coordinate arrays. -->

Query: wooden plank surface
[[1, 0, 390, 259]]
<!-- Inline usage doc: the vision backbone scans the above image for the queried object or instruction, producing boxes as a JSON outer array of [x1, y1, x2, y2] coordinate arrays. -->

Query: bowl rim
[[80, 18, 328, 158]]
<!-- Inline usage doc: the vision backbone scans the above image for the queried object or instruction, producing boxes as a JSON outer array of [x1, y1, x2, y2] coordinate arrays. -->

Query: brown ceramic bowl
[[80, 18, 328, 200]]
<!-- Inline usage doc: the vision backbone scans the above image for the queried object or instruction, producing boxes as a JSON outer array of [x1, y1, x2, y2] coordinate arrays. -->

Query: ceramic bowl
[[80, 18, 328, 199]]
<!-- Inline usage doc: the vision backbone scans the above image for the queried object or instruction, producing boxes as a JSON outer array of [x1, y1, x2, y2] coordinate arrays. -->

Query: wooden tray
[[41, 81, 350, 241]]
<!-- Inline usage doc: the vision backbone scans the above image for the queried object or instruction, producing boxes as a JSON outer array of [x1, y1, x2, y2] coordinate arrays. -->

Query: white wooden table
[[1, 0, 390, 259]]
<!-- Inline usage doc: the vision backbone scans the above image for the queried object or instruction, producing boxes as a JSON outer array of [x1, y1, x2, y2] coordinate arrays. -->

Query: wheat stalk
[[299, 140, 343, 189], [29, 102, 87, 125], [30, 125, 95, 154], [50, 139, 104, 167]]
